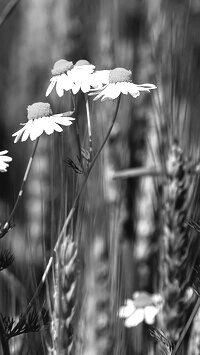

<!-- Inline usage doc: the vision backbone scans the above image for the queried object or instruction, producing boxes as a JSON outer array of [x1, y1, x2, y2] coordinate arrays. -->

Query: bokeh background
[[1, 1, 200, 354]]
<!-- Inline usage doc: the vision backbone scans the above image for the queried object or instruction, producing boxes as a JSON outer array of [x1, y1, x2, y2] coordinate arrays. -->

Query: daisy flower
[[69, 59, 110, 94], [0, 151, 12, 172], [91, 67, 157, 101], [118, 291, 163, 327], [46, 59, 75, 97], [12, 102, 75, 143]]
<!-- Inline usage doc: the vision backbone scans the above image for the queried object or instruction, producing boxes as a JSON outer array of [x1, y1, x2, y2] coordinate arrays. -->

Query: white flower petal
[[119, 82, 129, 95], [53, 116, 75, 126], [0, 151, 12, 172], [124, 309, 145, 328], [21, 120, 35, 141], [101, 83, 120, 101], [48, 118, 63, 132], [118, 300, 136, 318], [45, 77, 57, 97], [127, 83, 140, 98], [0, 150, 8, 155], [59, 73, 73, 92], [2, 156, 12, 162], [81, 81, 91, 93], [72, 82, 81, 94], [144, 306, 159, 325], [56, 76, 65, 97], [30, 119, 45, 141], [12, 124, 28, 143]]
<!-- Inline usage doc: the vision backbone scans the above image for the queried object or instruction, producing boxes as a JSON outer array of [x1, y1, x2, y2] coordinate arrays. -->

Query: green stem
[[9, 95, 121, 336], [1, 138, 39, 237]]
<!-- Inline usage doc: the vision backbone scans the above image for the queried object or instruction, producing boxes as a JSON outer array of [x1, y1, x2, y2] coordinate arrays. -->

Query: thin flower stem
[[2, 138, 39, 236], [0, 0, 21, 27], [73, 94, 83, 170], [0, 314, 10, 355], [84, 94, 93, 162], [10, 95, 121, 336]]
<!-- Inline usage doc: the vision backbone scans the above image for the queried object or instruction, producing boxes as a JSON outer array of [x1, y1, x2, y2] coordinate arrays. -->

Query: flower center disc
[[51, 59, 74, 76], [27, 102, 53, 120], [75, 59, 91, 66], [109, 68, 132, 83]]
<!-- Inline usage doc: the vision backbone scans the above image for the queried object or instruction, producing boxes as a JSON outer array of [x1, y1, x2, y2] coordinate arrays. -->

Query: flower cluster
[[118, 291, 163, 327], [3, 58, 156, 173]]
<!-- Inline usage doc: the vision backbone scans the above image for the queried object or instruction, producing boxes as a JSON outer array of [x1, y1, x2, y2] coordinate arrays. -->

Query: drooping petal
[[59, 73, 72, 92], [119, 82, 129, 95], [124, 309, 145, 327], [21, 120, 35, 141], [56, 75, 65, 97], [101, 83, 120, 101], [127, 83, 140, 98], [12, 125, 28, 143], [72, 81, 81, 95], [144, 306, 159, 325], [0, 150, 8, 155], [118, 299, 136, 318], [2, 156, 12, 162], [81, 80, 91, 93], [48, 118, 63, 132], [53, 116, 75, 126], [28, 119, 44, 141], [45, 77, 57, 97]]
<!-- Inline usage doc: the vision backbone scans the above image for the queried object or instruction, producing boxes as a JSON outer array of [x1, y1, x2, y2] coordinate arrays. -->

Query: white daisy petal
[[119, 82, 129, 95], [30, 119, 45, 141], [101, 83, 120, 101], [59, 73, 72, 92], [45, 77, 57, 97], [124, 309, 145, 328], [72, 82, 81, 95], [53, 116, 75, 126], [49, 118, 63, 132], [118, 300, 136, 318], [137, 83, 157, 90], [0, 150, 8, 155], [127, 83, 140, 98], [12, 125, 28, 143], [0, 151, 12, 172], [81, 81, 91, 93], [21, 120, 34, 142], [56, 76, 65, 97], [144, 306, 159, 325], [2, 156, 12, 162]]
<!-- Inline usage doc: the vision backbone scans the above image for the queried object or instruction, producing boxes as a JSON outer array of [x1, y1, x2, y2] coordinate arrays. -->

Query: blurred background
[[0, 1, 200, 354]]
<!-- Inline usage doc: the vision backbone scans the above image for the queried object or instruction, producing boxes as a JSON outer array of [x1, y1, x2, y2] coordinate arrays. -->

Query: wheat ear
[[161, 143, 191, 344], [50, 234, 77, 355]]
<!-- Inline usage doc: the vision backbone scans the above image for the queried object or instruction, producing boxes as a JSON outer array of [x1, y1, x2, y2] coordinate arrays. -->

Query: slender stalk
[[73, 94, 83, 170], [1, 138, 39, 236], [112, 166, 165, 179], [10, 95, 121, 336], [0, 315, 10, 355], [84, 94, 93, 162], [0, 0, 21, 27]]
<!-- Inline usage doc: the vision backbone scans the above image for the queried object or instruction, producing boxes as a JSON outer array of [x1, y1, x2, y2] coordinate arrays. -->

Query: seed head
[[109, 68, 132, 83], [27, 102, 52, 121], [51, 59, 74, 76], [75, 59, 91, 66]]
